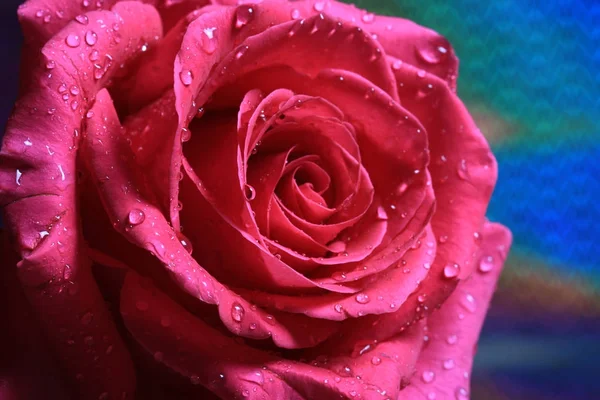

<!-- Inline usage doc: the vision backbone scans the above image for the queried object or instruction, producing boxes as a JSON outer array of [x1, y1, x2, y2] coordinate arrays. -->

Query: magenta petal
[[400, 222, 512, 399], [0, 4, 163, 398], [83, 90, 338, 349]]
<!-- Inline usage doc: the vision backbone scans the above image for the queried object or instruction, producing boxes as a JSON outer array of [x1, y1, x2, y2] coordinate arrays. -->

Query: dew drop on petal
[[421, 371, 435, 384], [479, 255, 494, 273], [65, 33, 81, 48], [447, 334, 458, 345], [200, 27, 217, 54], [231, 302, 245, 322], [455, 387, 469, 400], [75, 14, 89, 24], [355, 293, 370, 304], [416, 38, 449, 65], [190, 375, 201, 385], [85, 30, 98, 46], [179, 69, 193, 86], [244, 184, 256, 201], [361, 12, 374, 23], [461, 293, 477, 313], [80, 312, 94, 325], [290, 9, 301, 20], [235, 6, 254, 29], [371, 356, 381, 365], [128, 209, 145, 226], [443, 264, 460, 279], [443, 359, 455, 370]]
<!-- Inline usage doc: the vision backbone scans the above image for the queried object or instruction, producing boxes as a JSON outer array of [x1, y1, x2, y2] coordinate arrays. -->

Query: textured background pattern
[[2, 0, 599, 398]]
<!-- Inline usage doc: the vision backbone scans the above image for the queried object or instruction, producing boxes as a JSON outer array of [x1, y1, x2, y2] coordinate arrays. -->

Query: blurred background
[[1, 0, 599, 399]]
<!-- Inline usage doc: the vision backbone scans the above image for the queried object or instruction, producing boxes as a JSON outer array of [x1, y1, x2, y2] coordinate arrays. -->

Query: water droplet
[[85, 30, 98, 46], [457, 159, 469, 180], [447, 334, 458, 345], [15, 169, 22, 186], [455, 387, 469, 400], [235, 45, 249, 60], [362, 12, 374, 23], [160, 316, 171, 327], [428, 392, 437, 400], [24, 139, 32, 146], [235, 6, 254, 29], [200, 27, 217, 54], [479, 255, 494, 273], [75, 14, 89, 24], [421, 370, 435, 383], [371, 356, 381, 365], [65, 33, 81, 48], [136, 300, 149, 311], [89, 49, 99, 61], [46, 60, 56, 69], [81, 312, 94, 325], [332, 271, 347, 281], [417, 294, 426, 303], [443, 359, 455, 370], [71, 100, 79, 111], [190, 375, 201, 385], [244, 184, 256, 200], [231, 302, 245, 322], [334, 304, 343, 313], [288, 19, 304, 37], [70, 85, 80, 96], [416, 38, 449, 65], [438, 235, 448, 244], [290, 9, 301, 20], [355, 293, 370, 304], [128, 209, 145, 226], [461, 293, 476, 313], [105, 345, 113, 355], [249, 322, 257, 330], [177, 232, 193, 255], [443, 264, 460, 279], [417, 69, 426, 78], [313, 1, 326, 11], [179, 69, 193, 86]]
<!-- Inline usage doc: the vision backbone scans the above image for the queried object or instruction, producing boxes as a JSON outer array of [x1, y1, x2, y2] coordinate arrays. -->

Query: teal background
[[345, 0, 600, 398]]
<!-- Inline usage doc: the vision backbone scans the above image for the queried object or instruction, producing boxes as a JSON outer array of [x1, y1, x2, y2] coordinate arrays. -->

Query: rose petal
[[400, 222, 512, 399], [121, 268, 427, 399], [0, 4, 162, 398], [393, 60, 498, 281], [0, 233, 69, 400], [83, 89, 339, 349]]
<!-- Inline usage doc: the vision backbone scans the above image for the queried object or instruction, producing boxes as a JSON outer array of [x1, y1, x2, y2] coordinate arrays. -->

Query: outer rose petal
[[0, 3, 161, 398], [121, 268, 427, 400], [400, 222, 512, 399], [0, 234, 69, 400]]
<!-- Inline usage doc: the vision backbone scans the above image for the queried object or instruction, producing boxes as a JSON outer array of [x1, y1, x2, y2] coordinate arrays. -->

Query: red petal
[[83, 89, 338, 349], [400, 222, 512, 399], [0, 4, 162, 398]]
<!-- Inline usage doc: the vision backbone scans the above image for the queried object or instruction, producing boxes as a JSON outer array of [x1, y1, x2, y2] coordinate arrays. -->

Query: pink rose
[[0, 0, 511, 399]]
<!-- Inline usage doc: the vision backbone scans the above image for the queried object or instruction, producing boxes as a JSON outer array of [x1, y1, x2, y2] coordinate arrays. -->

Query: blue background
[[2, 0, 599, 398]]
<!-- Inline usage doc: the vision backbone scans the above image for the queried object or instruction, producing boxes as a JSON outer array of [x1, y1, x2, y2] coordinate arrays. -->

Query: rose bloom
[[0, 0, 511, 399]]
